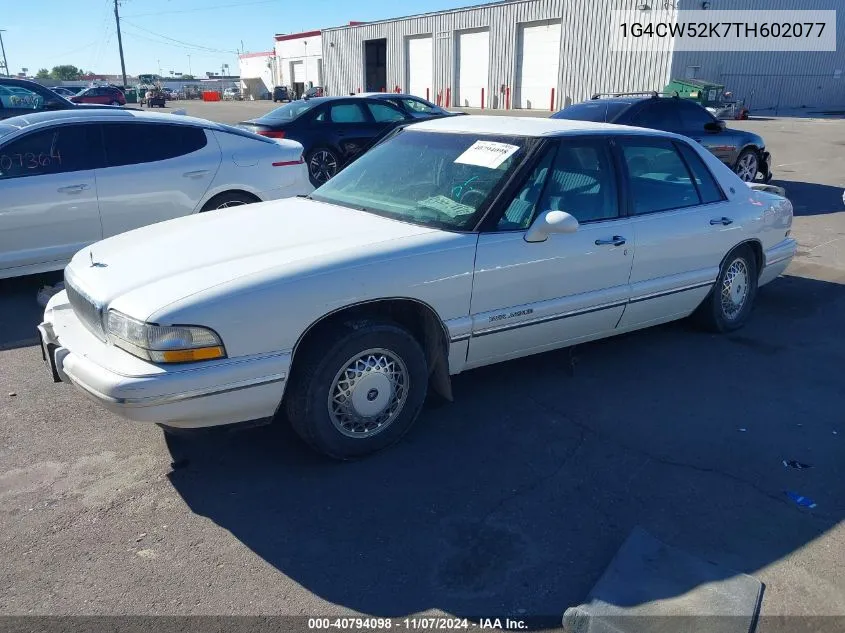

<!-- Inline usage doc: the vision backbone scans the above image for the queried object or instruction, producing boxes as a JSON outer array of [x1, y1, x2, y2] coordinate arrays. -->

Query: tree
[[36, 68, 50, 79], [181, 74, 195, 80], [50, 65, 83, 80]]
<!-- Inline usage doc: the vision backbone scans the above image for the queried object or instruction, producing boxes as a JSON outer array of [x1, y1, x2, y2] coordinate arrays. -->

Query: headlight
[[106, 310, 226, 363]]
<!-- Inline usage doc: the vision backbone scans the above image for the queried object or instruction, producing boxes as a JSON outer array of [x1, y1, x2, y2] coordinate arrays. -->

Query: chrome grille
[[65, 279, 105, 339]]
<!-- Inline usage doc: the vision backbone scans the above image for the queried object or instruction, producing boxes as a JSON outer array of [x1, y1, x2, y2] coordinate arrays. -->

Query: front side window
[[677, 100, 716, 130], [102, 123, 208, 167], [0, 125, 100, 179], [497, 148, 555, 230], [310, 130, 530, 231], [538, 139, 619, 223], [620, 138, 702, 214], [402, 98, 436, 114], [631, 101, 682, 130], [330, 103, 367, 123], [367, 102, 406, 123]]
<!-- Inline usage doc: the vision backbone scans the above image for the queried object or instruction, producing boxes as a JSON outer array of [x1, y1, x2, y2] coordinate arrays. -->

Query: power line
[[123, 0, 276, 19], [121, 20, 237, 54], [120, 27, 229, 59]]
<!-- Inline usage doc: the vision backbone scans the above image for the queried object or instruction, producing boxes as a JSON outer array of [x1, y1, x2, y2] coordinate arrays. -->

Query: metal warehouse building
[[322, 0, 845, 113]]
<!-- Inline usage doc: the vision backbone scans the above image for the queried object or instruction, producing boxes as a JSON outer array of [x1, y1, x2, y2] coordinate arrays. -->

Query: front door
[[466, 137, 635, 368], [0, 124, 103, 276]]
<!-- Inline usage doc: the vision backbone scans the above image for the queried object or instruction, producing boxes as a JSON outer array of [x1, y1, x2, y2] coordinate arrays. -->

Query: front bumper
[[39, 291, 290, 429]]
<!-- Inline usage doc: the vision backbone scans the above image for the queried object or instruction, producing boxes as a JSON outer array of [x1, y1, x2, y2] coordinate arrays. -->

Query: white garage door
[[291, 61, 304, 84], [456, 29, 489, 108], [406, 35, 433, 100], [516, 21, 561, 110]]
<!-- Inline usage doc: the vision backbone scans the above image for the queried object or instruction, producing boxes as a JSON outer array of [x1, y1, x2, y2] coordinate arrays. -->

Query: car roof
[[0, 108, 226, 131], [406, 114, 680, 138]]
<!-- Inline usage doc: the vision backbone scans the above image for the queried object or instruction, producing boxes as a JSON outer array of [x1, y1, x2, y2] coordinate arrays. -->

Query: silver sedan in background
[[0, 109, 312, 279]]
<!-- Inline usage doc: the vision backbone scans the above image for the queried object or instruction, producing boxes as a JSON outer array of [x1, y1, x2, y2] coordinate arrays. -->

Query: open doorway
[[364, 39, 387, 92]]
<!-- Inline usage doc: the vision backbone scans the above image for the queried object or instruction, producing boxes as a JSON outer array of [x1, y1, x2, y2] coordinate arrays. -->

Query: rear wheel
[[285, 322, 428, 460], [694, 244, 758, 333], [306, 147, 340, 186], [734, 149, 759, 182], [110, 100, 121, 106], [200, 191, 259, 212]]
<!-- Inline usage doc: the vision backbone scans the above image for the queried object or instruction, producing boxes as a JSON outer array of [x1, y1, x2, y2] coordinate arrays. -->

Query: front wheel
[[285, 322, 429, 460], [306, 147, 340, 187], [694, 244, 758, 333], [734, 149, 759, 182]]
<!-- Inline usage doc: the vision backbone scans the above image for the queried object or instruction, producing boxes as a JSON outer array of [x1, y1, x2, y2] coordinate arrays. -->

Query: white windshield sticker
[[418, 195, 476, 218], [454, 141, 519, 169]]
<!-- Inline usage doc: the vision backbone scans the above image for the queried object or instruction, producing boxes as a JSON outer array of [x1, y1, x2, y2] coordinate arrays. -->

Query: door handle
[[595, 236, 626, 246], [182, 169, 209, 178], [710, 217, 733, 226], [57, 184, 88, 194]]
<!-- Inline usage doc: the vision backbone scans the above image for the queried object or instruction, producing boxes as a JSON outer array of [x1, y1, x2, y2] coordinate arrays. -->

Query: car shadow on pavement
[[0, 271, 62, 350], [773, 180, 844, 217], [166, 272, 845, 626]]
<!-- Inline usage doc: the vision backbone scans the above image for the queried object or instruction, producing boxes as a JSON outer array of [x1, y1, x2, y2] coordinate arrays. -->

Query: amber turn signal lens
[[158, 346, 226, 363]]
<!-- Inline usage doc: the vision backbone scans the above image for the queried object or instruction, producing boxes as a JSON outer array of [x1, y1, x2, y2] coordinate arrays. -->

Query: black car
[[356, 92, 464, 119], [240, 96, 431, 186], [273, 86, 290, 103], [0, 77, 125, 120], [552, 93, 771, 182]]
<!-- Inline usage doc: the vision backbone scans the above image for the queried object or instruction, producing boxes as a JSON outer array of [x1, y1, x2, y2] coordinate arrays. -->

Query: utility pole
[[187, 54, 192, 77], [0, 30, 9, 78], [113, 1, 128, 87]]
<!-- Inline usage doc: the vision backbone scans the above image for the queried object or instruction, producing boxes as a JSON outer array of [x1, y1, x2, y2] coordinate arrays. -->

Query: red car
[[71, 85, 126, 106]]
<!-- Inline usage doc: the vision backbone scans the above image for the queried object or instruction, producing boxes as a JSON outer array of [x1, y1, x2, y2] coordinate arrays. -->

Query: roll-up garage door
[[456, 29, 489, 108], [516, 20, 561, 110], [406, 35, 433, 100]]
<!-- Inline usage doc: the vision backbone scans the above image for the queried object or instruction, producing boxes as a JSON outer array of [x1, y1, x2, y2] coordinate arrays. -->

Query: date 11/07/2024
[[308, 617, 528, 630]]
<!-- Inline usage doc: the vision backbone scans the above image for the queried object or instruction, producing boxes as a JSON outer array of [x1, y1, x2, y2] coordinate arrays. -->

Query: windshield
[[258, 100, 318, 122], [553, 101, 631, 122], [310, 130, 530, 231]]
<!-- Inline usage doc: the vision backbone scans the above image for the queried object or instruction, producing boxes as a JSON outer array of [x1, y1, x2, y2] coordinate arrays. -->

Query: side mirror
[[704, 120, 725, 132], [524, 210, 579, 243]]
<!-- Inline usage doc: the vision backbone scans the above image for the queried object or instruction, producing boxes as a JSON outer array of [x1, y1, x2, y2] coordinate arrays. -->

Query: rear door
[[0, 123, 103, 275], [96, 121, 221, 237], [319, 101, 378, 164], [614, 135, 738, 331]]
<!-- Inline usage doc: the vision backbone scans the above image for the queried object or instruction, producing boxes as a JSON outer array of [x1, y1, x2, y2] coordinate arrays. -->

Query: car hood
[[66, 198, 441, 320]]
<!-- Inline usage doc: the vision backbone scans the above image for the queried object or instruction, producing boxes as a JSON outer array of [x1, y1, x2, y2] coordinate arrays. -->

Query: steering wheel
[[451, 175, 479, 201], [459, 189, 487, 207]]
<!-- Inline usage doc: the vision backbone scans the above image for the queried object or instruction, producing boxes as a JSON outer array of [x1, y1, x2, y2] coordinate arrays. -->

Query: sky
[[1, 0, 498, 78]]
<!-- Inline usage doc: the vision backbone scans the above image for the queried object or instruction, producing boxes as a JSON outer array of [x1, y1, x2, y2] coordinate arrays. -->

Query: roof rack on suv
[[590, 90, 681, 100]]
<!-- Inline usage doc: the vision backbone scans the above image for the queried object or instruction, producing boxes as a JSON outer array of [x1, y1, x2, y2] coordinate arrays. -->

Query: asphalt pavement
[[0, 107, 844, 628]]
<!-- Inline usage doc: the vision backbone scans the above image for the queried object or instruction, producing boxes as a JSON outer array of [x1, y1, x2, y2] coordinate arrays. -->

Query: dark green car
[[552, 93, 772, 183]]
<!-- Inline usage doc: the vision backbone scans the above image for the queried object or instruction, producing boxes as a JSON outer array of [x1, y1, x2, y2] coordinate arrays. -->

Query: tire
[[110, 100, 121, 106], [285, 321, 429, 460], [734, 149, 759, 182], [200, 191, 259, 212], [306, 147, 340, 187], [694, 244, 758, 333]]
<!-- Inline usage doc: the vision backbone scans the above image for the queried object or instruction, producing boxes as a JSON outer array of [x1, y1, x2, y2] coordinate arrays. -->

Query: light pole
[[0, 30, 9, 78], [187, 54, 192, 77], [303, 40, 308, 88]]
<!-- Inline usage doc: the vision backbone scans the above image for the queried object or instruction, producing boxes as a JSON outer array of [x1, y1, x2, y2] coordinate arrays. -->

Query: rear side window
[[0, 124, 102, 179], [676, 141, 725, 204], [619, 138, 701, 214], [102, 123, 208, 167]]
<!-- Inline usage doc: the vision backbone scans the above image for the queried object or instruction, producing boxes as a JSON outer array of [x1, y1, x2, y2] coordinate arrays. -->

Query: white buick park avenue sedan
[[39, 116, 796, 459]]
